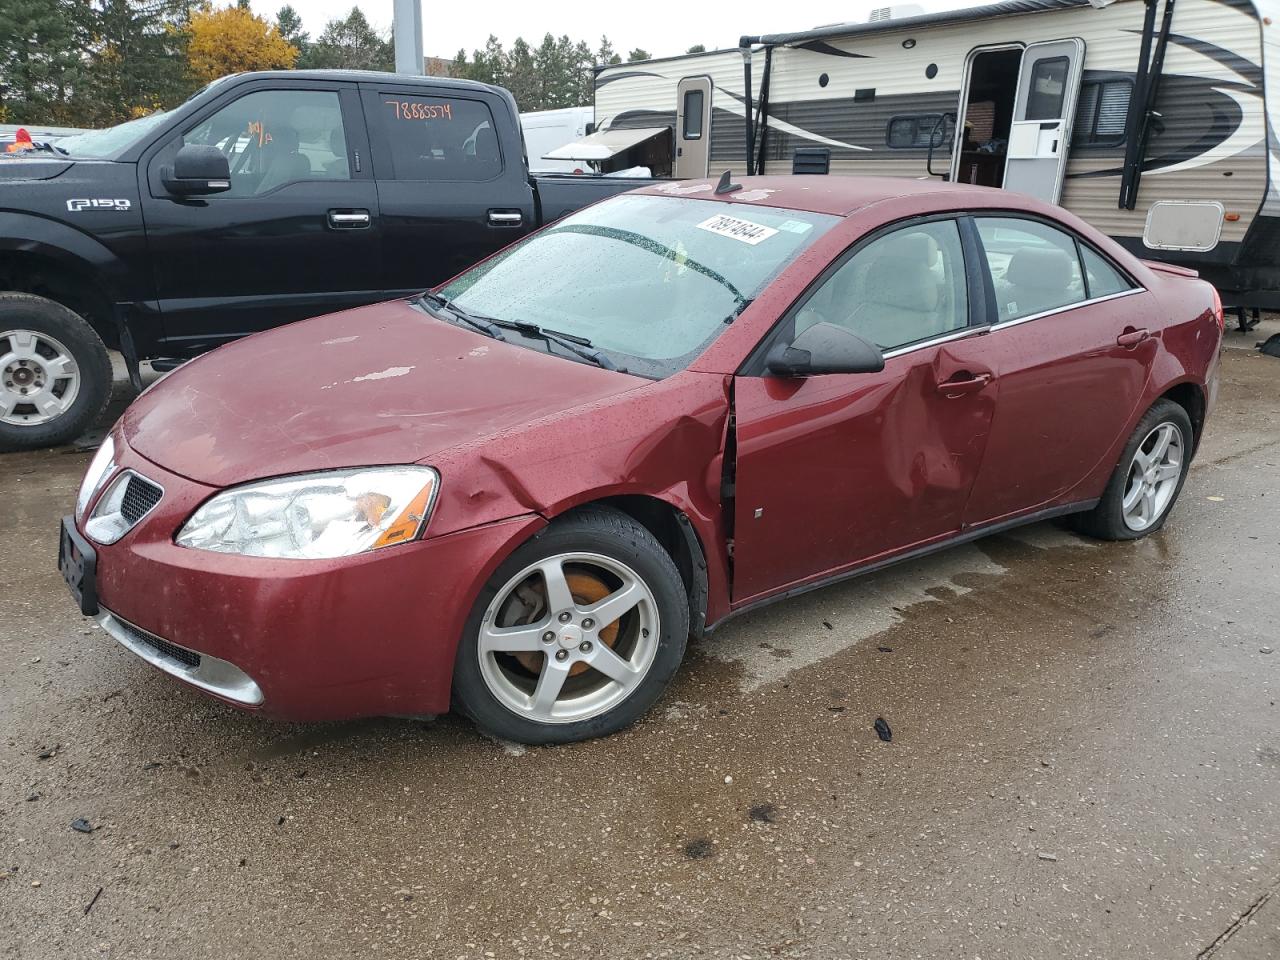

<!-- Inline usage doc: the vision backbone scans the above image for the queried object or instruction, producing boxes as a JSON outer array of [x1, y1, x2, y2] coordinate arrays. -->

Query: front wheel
[[0, 294, 112, 451], [1073, 399, 1194, 541], [452, 506, 689, 745]]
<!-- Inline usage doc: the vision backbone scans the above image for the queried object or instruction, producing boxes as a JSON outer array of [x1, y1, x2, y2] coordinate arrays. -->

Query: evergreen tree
[[275, 5, 309, 60], [596, 36, 621, 67], [468, 34, 505, 87], [449, 47, 471, 81], [504, 37, 537, 110], [686, 44, 706, 54], [0, 0, 93, 125], [626, 48, 651, 62], [87, 0, 193, 124], [302, 7, 392, 71]]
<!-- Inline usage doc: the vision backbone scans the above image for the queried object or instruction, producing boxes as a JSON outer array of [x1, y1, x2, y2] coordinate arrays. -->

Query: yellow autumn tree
[[187, 4, 299, 85]]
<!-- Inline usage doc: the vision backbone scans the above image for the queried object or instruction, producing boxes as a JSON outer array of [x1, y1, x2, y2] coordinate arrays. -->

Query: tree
[[86, 0, 193, 124], [449, 47, 471, 81], [467, 34, 505, 87], [188, 4, 297, 86], [596, 36, 621, 67], [626, 48, 651, 62], [686, 44, 706, 54], [302, 7, 392, 71], [0, 0, 93, 125], [275, 4, 309, 59], [504, 37, 537, 110]]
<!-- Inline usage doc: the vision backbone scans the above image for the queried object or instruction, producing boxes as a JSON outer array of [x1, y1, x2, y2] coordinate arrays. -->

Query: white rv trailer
[[592, 0, 1280, 310]]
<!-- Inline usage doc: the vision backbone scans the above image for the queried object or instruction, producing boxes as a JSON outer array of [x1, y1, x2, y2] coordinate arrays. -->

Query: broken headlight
[[176, 466, 438, 559]]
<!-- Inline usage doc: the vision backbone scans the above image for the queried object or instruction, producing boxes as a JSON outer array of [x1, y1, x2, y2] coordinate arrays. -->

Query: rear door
[[361, 83, 536, 296], [140, 79, 380, 351], [960, 215, 1156, 526], [674, 77, 712, 179], [1003, 39, 1085, 203]]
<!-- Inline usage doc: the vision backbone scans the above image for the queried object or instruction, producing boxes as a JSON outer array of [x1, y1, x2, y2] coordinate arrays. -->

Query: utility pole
[[392, 0, 424, 75]]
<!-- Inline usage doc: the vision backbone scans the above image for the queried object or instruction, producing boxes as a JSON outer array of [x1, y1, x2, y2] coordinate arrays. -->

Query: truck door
[[361, 84, 536, 297], [674, 77, 712, 179], [1002, 39, 1085, 203], [140, 79, 381, 352]]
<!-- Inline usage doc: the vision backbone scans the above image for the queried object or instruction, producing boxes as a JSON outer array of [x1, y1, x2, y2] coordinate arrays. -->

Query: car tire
[[1072, 398, 1195, 541], [0, 293, 112, 451], [452, 505, 689, 745]]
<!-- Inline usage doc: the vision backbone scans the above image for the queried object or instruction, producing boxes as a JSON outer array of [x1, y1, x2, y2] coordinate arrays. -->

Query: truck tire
[[0, 293, 113, 451]]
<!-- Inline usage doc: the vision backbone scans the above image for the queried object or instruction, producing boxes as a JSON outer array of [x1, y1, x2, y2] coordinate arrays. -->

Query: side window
[[682, 89, 704, 139], [886, 114, 953, 150], [794, 220, 969, 351], [1080, 244, 1133, 298], [975, 217, 1086, 321], [182, 89, 348, 198], [1073, 79, 1132, 147], [378, 94, 502, 181]]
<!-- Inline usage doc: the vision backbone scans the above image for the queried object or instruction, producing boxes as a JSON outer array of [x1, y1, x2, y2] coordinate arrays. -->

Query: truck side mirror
[[766, 322, 885, 377], [162, 144, 232, 196]]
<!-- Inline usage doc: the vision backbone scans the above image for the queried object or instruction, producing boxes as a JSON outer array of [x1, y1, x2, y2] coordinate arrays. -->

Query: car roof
[[632, 175, 1024, 217], [214, 69, 499, 96]]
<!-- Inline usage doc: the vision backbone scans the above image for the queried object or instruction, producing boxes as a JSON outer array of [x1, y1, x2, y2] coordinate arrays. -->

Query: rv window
[[1025, 56, 1069, 121], [377, 94, 502, 182], [1073, 79, 1131, 147], [886, 114, 953, 150], [682, 90, 704, 140]]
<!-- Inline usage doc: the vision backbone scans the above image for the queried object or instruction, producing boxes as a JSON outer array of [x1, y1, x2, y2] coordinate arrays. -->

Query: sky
[[249, 0, 983, 62]]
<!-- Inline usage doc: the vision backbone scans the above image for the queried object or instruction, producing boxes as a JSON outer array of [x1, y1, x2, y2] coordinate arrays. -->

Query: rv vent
[[869, 6, 892, 20], [793, 147, 831, 175]]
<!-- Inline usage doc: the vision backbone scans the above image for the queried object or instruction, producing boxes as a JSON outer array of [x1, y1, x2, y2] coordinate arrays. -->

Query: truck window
[[377, 94, 502, 182], [182, 89, 350, 197]]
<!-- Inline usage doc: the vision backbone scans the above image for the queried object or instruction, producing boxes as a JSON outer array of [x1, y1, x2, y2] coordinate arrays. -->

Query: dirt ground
[[1, 322, 1278, 959]]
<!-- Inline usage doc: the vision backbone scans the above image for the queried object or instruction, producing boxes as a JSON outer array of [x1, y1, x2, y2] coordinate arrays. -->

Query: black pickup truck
[[0, 70, 648, 449]]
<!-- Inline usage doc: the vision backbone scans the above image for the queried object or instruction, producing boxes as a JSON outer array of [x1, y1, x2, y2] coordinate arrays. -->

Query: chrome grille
[[120, 474, 163, 524]]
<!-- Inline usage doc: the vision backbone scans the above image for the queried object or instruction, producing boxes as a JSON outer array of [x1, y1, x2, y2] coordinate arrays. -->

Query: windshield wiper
[[417, 292, 506, 342], [501, 320, 620, 372]]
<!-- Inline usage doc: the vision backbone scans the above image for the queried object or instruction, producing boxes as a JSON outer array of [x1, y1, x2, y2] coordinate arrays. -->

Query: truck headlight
[[176, 467, 439, 559], [76, 435, 117, 521]]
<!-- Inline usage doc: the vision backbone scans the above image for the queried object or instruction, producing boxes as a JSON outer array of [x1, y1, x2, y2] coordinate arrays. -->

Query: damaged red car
[[60, 176, 1223, 744]]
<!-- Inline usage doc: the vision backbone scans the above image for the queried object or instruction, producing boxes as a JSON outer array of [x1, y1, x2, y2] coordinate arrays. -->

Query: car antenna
[[715, 170, 742, 195]]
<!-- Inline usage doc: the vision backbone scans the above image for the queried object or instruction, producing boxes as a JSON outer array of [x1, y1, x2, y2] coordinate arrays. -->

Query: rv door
[[675, 76, 712, 178], [1003, 39, 1084, 204]]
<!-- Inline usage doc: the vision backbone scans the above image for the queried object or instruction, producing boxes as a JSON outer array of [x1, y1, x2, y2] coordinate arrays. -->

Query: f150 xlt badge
[[66, 198, 131, 212]]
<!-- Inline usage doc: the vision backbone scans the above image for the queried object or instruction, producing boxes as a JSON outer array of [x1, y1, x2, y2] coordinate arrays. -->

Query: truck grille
[[120, 474, 163, 524]]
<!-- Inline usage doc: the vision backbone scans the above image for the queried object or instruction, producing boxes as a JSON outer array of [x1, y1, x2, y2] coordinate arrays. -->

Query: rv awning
[[543, 127, 668, 161]]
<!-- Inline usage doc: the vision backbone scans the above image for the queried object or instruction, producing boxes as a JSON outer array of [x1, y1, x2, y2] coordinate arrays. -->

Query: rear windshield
[[439, 193, 840, 378]]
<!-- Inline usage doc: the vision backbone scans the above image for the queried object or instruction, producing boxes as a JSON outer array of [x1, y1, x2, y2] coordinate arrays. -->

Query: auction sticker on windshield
[[697, 214, 779, 246]]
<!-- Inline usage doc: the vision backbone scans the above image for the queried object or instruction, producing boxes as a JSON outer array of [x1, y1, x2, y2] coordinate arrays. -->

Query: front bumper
[[71, 438, 545, 720]]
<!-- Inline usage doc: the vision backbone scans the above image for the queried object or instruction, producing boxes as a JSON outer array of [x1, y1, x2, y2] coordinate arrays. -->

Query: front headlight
[[176, 466, 439, 559], [75, 434, 117, 521]]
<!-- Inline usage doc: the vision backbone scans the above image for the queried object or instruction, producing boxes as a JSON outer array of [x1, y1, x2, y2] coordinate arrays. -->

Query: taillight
[[1210, 286, 1224, 332]]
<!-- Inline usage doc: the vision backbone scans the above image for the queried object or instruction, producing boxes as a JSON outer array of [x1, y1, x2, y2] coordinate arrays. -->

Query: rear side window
[[1080, 245, 1133, 297], [682, 89, 704, 139], [975, 217, 1085, 321], [378, 94, 502, 181]]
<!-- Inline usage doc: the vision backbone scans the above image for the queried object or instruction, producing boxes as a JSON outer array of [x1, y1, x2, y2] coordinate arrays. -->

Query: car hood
[[122, 299, 647, 488]]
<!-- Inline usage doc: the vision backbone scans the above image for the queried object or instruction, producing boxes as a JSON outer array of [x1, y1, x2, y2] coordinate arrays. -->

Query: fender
[[0, 211, 136, 304]]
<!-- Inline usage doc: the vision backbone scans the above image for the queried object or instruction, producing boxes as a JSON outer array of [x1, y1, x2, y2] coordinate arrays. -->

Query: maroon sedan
[[60, 176, 1223, 744]]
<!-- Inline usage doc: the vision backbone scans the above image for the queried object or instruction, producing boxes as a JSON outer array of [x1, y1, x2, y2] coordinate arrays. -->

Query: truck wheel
[[0, 294, 112, 451]]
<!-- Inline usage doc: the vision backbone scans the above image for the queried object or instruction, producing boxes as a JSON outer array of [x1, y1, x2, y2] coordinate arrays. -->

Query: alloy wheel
[[0, 329, 81, 426], [477, 552, 660, 725], [1121, 421, 1184, 532]]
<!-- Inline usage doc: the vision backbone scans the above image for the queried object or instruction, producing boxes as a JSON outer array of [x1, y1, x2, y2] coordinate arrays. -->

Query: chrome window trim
[[989, 286, 1145, 332], [97, 608, 265, 706], [880, 325, 986, 360]]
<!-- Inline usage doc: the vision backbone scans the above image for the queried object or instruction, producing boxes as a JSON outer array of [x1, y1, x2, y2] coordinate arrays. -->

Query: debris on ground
[[70, 818, 94, 834], [1262, 647, 1274, 655], [874, 717, 893, 742], [684, 838, 715, 860], [877, 646, 893, 653], [1037, 852, 1059, 862], [821, 621, 833, 630], [827, 706, 845, 713], [84, 886, 103, 916], [37, 745, 60, 760], [748, 803, 778, 823]]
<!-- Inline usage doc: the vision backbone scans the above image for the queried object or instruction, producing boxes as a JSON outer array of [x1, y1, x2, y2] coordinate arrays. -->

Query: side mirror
[[162, 144, 231, 196], [766, 322, 885, 377]]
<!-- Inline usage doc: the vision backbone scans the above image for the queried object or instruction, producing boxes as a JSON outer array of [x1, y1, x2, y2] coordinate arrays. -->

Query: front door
[[141, 80, 381, 353], [674, 77, 712, 179], [730, 218, 998, 603], [1002, 39, 1085, 203]]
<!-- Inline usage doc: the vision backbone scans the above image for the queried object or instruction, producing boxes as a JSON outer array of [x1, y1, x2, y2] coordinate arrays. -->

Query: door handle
[[936, 372, 993, 397], [1116, 328, 1151, 348], [488, 210, 523, 226], [328, 209, 370, 229]]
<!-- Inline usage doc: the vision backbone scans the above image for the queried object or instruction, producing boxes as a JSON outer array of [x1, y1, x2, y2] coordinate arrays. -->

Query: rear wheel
[[0, 294, 112, 451], [453, 506, 688, 744], [1073, 399, 1194, 540]]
